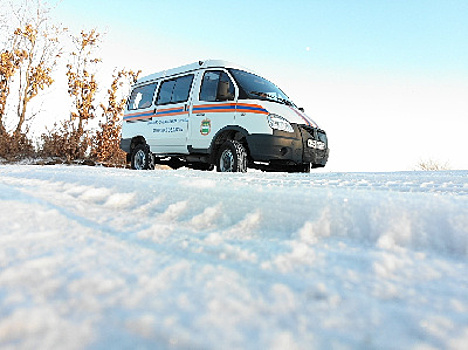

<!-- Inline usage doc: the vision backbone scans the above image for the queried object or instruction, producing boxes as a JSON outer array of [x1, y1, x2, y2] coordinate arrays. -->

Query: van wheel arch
[[209, 126, 250, 163], [130, 136, 146, 154]]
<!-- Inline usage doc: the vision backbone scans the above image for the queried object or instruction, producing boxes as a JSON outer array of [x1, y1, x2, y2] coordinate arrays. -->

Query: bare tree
[[92, 68, 140, 165], [0, 38, 27, 136], [14, 24, 55, 136], [2, 0, 64, 136], [66, 29, 101, 134]]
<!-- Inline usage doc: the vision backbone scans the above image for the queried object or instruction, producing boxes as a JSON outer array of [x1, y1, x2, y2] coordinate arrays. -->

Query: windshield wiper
[[249, 91, 293, 106], [277, 97, 294, 107], [249, 91, 272, 100]]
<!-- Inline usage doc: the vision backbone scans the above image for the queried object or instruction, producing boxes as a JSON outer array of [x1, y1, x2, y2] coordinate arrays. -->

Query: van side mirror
[[217, 81, 233, 101]]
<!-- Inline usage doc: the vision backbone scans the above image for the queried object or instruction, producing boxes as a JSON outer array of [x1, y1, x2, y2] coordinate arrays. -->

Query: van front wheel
[[216, 140, 247, 173], [131, 144, 153, 170]]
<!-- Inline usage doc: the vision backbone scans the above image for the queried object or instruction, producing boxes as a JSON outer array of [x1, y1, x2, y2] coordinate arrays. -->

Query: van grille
[[300, 125, 328, 147]]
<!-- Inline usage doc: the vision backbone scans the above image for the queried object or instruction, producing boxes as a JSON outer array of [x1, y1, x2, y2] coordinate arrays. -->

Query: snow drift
[[0, 165, 467, 349]]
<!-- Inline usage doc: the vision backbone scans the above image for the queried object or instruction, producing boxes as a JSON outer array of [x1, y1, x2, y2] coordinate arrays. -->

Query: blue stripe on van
[[156, 108, 184, 116], [193, 106, 235, 112], [124, 111, 154, 121]]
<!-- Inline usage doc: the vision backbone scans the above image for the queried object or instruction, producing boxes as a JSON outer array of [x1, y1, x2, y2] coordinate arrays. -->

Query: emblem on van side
[[200, 118, 211, 136]]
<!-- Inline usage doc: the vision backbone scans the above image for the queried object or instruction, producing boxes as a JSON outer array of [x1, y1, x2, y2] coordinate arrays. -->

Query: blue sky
[[51, 0, 468, 171], [56, 0, 468, 76]]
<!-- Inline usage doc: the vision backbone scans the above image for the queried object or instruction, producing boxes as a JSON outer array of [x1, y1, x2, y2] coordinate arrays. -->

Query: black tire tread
[[216, 139, 247, 173]]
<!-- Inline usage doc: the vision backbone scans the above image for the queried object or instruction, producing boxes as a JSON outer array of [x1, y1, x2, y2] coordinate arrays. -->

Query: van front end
[[246, 123, 329, 172], [300, 125, 329, 168]]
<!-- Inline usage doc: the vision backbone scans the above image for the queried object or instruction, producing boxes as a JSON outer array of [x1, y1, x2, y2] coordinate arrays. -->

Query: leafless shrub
[[416, 159, 451, 171], [40, 120, 92, 162], [90, 69, 139, 167], [0, 131, 35, 160], [1, 2, 140, 168]]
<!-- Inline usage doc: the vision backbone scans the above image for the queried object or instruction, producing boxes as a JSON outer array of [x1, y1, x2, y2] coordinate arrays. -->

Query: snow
[[0, 165, 467, 349]]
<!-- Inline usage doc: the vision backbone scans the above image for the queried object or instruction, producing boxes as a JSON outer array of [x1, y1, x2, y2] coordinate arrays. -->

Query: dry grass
[[416, 159, 451, 171]]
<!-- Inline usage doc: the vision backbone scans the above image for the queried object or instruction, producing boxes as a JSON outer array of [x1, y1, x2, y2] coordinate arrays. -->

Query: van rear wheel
[[131, 144, 153, 170], [216, 140, 247, 173]]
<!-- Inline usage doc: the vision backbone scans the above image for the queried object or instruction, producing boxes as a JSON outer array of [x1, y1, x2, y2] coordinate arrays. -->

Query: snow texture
[[0, 165, 467, 349]]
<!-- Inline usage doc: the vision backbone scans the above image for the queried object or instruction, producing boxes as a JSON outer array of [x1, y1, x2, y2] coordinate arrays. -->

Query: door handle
[[196, 113, 205, 116]]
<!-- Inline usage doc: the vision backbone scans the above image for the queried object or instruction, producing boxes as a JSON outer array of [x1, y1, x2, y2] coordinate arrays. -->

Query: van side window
[[127, 83, 157, 110], [156, 75, 194, 105], [200, 71, 235, 102]]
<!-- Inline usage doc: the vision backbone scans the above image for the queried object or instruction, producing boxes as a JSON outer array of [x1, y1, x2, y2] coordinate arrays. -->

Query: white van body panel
[[189, 68, 238, 150]]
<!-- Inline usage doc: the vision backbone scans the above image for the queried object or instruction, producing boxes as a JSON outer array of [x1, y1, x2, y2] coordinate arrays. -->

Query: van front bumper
[[246, 125, 329, 167]]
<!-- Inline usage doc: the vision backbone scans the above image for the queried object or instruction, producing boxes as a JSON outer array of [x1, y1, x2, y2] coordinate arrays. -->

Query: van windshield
[[228, 69, 295, 106]]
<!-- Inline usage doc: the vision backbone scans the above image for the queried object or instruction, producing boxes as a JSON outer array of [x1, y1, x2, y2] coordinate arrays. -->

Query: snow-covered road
[[1, 165, 467, 349]]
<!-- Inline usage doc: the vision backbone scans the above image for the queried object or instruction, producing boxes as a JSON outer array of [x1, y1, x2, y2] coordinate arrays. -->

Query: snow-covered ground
[[0, 165, 467, 349]]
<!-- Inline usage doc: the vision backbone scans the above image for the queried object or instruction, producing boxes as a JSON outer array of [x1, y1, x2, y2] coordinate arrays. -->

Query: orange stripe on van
[[125, 102, 269, 121], [192, 103, 269, 115], [124, 111, 155, 121]]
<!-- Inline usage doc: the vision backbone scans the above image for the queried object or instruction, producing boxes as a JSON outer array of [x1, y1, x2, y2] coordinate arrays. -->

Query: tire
[[216, 140, 247, 173], [131, 144, 153, 170]]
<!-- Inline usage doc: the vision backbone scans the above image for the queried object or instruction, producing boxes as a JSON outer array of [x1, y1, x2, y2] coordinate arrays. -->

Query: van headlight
[[267, 114, 294, 133]]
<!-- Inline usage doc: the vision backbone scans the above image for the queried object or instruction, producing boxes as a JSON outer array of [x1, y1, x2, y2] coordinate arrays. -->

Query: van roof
[[136, 59, 254, 85]]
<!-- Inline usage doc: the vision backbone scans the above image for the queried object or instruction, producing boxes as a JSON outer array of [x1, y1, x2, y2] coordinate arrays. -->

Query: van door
[[189, 69, 237, 150], [149, 74, 194, 154], [123, 82, 158, 142]]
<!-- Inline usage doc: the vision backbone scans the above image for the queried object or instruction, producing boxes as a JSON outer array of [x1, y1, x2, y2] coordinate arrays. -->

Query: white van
[[120, 60, 329, 172]]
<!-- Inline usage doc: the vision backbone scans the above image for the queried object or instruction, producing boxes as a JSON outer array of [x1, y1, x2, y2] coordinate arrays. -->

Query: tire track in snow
[[0, 173, 279, 275], [1, 166, 468, 349], [1, 167, 468, 260]]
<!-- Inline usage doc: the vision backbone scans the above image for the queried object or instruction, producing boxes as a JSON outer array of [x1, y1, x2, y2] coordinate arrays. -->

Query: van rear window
[[127, 83, 157, 110], [157, 75, 194, 105]]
